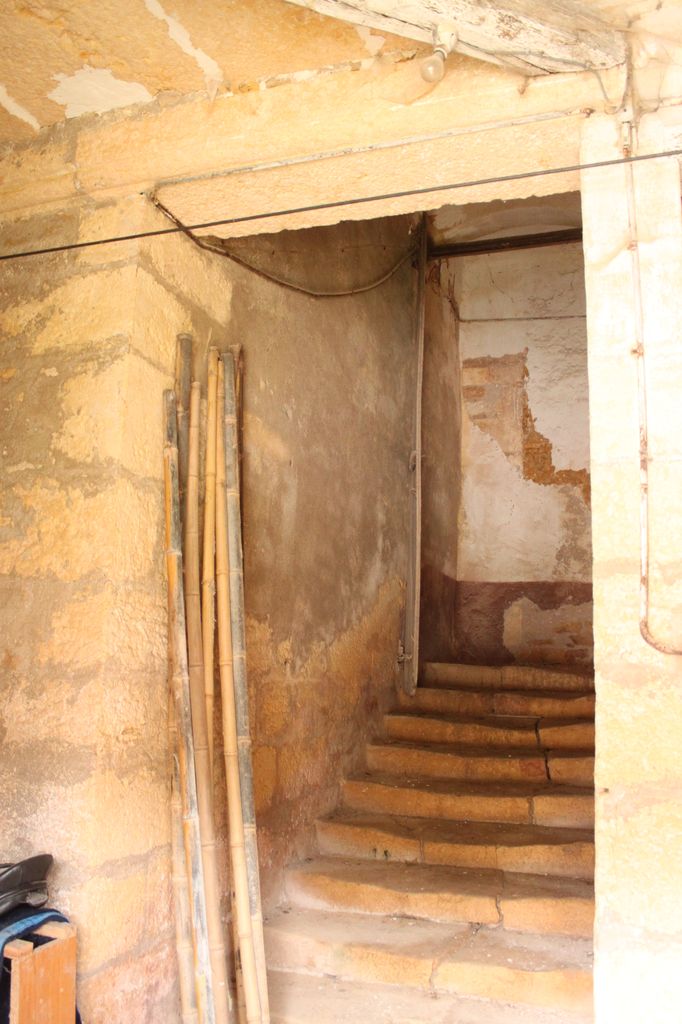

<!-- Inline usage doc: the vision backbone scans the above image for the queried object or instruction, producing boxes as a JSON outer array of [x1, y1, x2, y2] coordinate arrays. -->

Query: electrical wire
[[149, 193, 418, 298], [1, 146, 682, 264]]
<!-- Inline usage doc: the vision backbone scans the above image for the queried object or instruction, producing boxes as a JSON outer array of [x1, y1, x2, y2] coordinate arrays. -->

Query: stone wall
[[0, 197, 232, 1022], [421, 241, 593, 667], [582, 112, 682, 1024], [0, 202, 416, 1021], [216, 217, 417, 899]]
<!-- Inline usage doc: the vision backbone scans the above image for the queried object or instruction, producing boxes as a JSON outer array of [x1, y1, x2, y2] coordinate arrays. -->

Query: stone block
[[59, 854, 172, 974], [53, 350, 172, 479], [3, 266, 136, 354], [77, 938, 178, 1024], [596, 797, 682, 936], [131, 267, 193, 372], [37, 581, 166, 673], [0, 476, 160, 582], [595, 679, 682, 788]]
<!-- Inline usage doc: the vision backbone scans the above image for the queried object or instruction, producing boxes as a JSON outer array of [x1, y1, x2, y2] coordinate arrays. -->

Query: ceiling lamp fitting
[[421, 24, 458, 83]]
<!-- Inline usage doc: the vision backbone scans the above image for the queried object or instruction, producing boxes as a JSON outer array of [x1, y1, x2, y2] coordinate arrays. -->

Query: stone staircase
[[266, 662, 595, 1023]]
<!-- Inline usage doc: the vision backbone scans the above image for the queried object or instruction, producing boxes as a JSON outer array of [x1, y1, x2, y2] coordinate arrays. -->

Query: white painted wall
[[455, 241, 591, 585]]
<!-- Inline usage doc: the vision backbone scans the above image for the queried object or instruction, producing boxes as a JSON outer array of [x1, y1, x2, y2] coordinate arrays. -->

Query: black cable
[[150, 193, 418, 298], [1, 146, 681, 263]]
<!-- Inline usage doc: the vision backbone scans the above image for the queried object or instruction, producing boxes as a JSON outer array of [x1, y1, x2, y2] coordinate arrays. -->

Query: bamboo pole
[[185, 381, 234, 1024], [163, 389, 215, 1024], [221, 352, 270, 1023], [170, 737, 200, 1024], [175, 333, 193, 506], [215, 359, 262, 1024], [202, 350, 219, 774]]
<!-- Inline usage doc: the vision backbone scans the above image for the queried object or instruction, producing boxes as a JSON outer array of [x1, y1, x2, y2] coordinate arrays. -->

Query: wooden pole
[[170, 736, 200, 1024], [202, 351, 219, 774], [171, 335, 199, 1024], [221, 352, 270, 1023], [163, 389, 215, 1024], [215, 359, 263, 1024], [175, 333, 193, 507], [185, 382, 234, 1024]]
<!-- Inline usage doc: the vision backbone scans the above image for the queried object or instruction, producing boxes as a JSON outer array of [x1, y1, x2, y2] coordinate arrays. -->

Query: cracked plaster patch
[[48, 66, 153, 118], [143, 0, 223, 96]]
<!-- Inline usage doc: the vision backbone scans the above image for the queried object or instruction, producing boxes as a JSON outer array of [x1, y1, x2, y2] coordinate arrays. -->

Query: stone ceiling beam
[[284, 0, 627, 74]]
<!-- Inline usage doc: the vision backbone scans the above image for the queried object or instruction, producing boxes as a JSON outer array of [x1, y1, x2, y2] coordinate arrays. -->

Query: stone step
[[385, 711, 595, 751], [316, 811, 595, 880], [423, 662, 594, 694], [284, 858, 594, 937], [343, 773, 595, 829], [265, 908, 593, 1014], [401, 687, 595, 720], [268, 971, 593, 1024], [367, 741, 595, 787]]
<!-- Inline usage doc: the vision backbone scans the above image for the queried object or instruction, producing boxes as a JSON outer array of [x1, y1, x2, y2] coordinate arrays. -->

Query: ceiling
[[0, 0, 680, 149]]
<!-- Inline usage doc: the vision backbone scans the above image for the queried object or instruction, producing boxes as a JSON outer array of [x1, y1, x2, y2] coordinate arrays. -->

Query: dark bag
[[0, 855, 53, 917]]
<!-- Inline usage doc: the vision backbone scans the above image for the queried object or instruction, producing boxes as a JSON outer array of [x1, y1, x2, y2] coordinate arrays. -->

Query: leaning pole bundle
[[221, 352, 270, 1022], [215, 360, 263, 1024], [185, 382, 233, 1024], [163, 390, 215, 1024]]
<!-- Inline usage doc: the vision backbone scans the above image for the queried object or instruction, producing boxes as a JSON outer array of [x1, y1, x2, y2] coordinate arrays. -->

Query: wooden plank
[[283, 0, 626, 73], [7, 940, 36, 1024], [5, 925, 77, 1024], [33, 926, 77, 1024]]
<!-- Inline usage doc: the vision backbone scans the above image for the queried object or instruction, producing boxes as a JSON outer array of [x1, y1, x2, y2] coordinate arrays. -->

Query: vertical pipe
[[402, 220, 427, 694], [215, 360, 263, 1024], [622, 125, 682, 655], [185, 382, 234, 1024], [163, 390, 215, 1024], [221, 352, 270, 1022]]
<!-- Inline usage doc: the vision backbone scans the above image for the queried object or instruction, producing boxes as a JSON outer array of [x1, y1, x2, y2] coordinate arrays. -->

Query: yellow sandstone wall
[[0, 199, 232, 1020], [0, 199, 416, 1019]]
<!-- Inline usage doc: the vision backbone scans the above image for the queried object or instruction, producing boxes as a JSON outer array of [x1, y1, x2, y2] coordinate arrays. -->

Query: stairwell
[[265, 662, 595, 1023]]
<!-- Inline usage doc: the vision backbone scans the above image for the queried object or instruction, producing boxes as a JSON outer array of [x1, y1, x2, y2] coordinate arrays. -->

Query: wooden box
[[4, 921, 76, 1024]]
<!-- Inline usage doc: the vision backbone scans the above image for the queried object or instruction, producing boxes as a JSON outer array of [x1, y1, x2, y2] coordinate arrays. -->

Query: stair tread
[[288, 856, 594, 901], [388, 711, 594, 728], [423, 662, 594, 694], [347, 771, 593, 798], [320, 809, 595, 847], [415, 685, 595, 701], [266, 904, 593, 970], [268, 970, 593, 1024], [370, 739, 595, 759]]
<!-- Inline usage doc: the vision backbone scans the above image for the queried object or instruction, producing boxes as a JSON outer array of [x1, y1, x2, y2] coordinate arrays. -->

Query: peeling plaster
[[0, 83, 39, 131], [48, 67, 153, 118], [458, 412, 576, 582], [143, 0, 223, 97]]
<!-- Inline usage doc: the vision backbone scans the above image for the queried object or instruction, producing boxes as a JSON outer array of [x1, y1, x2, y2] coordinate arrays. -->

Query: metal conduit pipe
[[622, 120, 682, 655]]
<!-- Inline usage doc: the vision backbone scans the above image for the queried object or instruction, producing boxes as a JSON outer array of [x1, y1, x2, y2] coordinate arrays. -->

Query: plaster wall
[[421, 242, 593, 667], [581, 112, 682, 1024], [218, 217, 417, 899], [0, 201, 416, 1021]]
